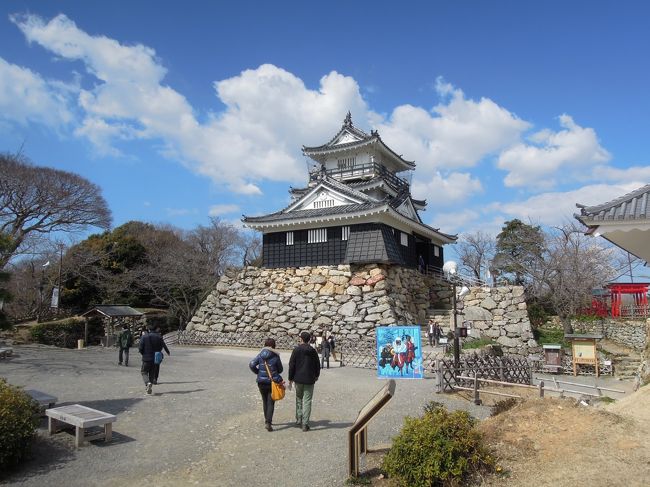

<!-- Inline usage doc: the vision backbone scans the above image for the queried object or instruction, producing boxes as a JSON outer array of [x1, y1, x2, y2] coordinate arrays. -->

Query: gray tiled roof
[[243, 202, 384, 223], [576, 184, 650, 223], [344, 226, 404, 265], [82, 305, 143, 317], [302, 114, 415, 168]]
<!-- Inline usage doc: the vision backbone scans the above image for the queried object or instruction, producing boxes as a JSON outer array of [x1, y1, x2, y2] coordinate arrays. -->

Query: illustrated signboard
[[376, 326, 423, 379]]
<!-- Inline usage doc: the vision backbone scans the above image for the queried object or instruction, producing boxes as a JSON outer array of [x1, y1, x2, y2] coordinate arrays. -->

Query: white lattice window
[[337, 156, 356, 169], [314, 199, 335, 209], [286, 231, 294, 246], [433, 245, 440, 257], [400, 232, 409, 247], [341, 226, 350, 241], [308, 228, 328, 243]]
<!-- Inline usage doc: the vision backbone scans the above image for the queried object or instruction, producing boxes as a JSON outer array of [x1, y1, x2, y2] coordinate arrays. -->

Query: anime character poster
[[376, 326, 423, 379]]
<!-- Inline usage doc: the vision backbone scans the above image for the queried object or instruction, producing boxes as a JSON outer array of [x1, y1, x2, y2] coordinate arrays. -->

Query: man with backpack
[[118, 324, 133, 366], [138, 324, 166, 395]]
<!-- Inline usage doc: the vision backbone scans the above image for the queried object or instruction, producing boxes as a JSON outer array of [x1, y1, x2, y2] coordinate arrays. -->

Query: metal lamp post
[[443, 261, 469, 369]]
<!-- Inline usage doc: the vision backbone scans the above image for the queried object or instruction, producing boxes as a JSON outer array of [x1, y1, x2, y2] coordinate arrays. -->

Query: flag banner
[[50, 287, 59, 308], [376, 325, 423, 379]]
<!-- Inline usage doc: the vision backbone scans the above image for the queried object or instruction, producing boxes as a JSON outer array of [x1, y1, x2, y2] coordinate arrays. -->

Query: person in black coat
[[138, 325, 165, 395], [288, 331, 320, 431], [249, 338, 284, 431], [152, 326, 171, 385]]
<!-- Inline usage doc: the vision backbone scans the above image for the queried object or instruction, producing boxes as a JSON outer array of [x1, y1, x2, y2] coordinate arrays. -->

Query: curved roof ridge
[[578, 184, 650, 214]]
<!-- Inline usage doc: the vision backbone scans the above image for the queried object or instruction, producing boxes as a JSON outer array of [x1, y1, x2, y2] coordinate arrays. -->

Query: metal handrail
[[310, 162, 409, 190]]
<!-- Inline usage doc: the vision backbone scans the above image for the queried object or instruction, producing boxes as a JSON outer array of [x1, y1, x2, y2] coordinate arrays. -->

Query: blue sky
[[1, 1, 649, 247]]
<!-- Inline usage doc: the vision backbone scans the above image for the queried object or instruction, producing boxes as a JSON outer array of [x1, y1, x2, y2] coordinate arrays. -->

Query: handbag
[[263, 361, 285, 401], [154, 351, 164, 364]]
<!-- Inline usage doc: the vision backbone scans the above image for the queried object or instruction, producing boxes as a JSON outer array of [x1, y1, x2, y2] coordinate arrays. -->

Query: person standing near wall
[[320, 332, 330, 369], [289, 331, 320, 432]]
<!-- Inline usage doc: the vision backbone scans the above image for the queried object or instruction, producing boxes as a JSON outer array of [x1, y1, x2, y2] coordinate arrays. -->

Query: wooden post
[[473, 371, 481, 405], [499, 358, 505, 382], [539, 380, 544, 398]]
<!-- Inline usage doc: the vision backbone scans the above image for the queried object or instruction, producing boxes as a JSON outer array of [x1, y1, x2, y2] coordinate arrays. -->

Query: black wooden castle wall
[[262, 223, 444, 269]]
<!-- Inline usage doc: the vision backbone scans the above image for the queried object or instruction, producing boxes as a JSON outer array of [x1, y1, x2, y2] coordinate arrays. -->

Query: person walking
[[289, 331, 320, 432], [138, 324, 165, 395], [320, 332, 330, 369], [249, 338, 284, 432], [152, 326, 171, 384], [117, 324, 133, 366]]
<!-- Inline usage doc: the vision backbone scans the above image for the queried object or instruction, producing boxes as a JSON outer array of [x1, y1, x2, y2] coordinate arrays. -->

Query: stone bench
[[46, 404, 117, 448], [25, 389, 58, 410]]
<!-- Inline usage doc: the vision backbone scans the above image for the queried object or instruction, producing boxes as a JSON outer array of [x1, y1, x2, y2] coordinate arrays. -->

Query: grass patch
[[534, 327, 571, 348]]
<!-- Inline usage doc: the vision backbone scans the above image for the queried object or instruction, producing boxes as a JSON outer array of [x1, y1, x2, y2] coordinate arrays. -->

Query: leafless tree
[[457, 231, 496, 283], [0, 153, 112, 269], [524, 222, 621, 332], [187, 217, 244, 277]]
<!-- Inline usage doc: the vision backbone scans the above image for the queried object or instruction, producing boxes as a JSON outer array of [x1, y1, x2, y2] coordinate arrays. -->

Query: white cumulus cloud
[[208, 204, 241, 217], [411, 171, 483, 206], [0, 57, 74, 128], [10, 13, 367, 195], [489, 183, 642, 226], [376, 78, 530, 173], [497, 114, 611, 190]]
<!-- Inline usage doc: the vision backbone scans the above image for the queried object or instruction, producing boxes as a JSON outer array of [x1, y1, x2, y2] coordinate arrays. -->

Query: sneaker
[[302, 424, 310, 432], [118, 362, 122, 366], [265, 423, 273, 432], [295, 420, 302, 427], [146, 382, 153, 394]]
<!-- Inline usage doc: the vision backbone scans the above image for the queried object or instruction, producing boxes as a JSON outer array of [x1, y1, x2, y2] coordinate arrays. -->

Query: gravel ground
[[0, 343, 490, 487]]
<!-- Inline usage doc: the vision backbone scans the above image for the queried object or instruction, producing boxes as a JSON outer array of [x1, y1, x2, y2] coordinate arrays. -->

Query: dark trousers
[[257, 382, 275, 425], [119, 346, 130, 365], [153, 363, 161, 383], [321, 348, 330, 369], [141, 361, 155, 385]]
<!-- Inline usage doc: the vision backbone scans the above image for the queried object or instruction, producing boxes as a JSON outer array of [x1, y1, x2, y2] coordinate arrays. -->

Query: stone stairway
[[600, 339, 643, 380]]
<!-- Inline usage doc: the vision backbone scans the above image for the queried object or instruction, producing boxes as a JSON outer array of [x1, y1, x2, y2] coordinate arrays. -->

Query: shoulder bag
[[264, 360, 285, 401]]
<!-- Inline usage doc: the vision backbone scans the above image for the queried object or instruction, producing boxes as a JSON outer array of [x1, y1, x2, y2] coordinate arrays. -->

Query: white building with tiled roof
[[575, 184, 650, 264], [243, 113, 456, 268]]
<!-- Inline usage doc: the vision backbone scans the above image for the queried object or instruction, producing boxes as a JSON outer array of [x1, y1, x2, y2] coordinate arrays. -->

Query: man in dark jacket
[[117, 324, 133, 366], [139, 325, 165, 395], [289, 331, 320, 431]]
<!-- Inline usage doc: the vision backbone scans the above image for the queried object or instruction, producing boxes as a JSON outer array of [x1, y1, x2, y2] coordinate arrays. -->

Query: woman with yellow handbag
[[249, 338, 284, 431]]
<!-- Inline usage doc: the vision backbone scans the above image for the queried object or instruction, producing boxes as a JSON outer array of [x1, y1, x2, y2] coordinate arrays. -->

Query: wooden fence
[[435, 355, 533, 392]]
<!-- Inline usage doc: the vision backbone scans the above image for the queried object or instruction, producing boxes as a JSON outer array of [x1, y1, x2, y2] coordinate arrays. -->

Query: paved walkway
[[0, 344, 490, 487]]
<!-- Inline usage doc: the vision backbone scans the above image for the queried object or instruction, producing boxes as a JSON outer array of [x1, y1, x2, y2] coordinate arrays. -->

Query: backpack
[[120, 329, 132, 348]]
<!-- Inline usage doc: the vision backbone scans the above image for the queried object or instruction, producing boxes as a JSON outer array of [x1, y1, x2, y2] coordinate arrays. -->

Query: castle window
[[313, 199, 335, 209], [342, 226, 350, 241], [286, 231, 294, 246], [337, 156, 356, 170], [433, 245, 440, 257], [308, 228, 328, 243], [400, 232, 409, 247]]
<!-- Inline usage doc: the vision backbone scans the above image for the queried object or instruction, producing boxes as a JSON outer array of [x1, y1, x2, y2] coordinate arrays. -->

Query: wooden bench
[[25, 389, 58, 410], [46, 404, 117, 448]]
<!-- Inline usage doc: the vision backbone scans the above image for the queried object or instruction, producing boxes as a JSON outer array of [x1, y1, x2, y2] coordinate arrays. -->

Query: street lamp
[[443, 261, 470, 368]]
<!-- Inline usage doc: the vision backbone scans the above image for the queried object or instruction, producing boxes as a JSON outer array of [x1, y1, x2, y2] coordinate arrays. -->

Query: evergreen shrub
[[382, 403, 493, 487], [0, 378, 40, 470]]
